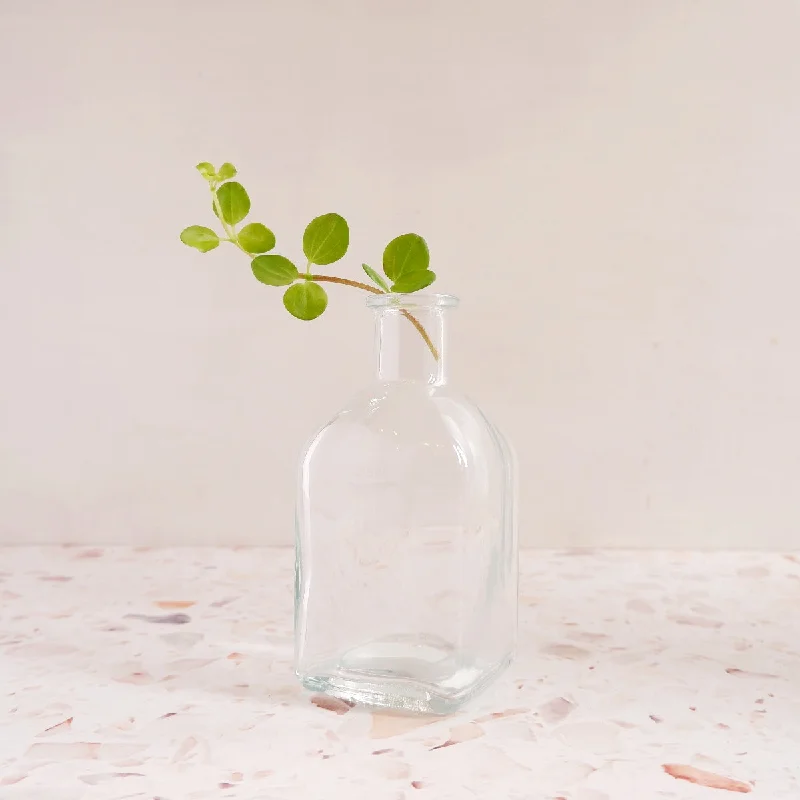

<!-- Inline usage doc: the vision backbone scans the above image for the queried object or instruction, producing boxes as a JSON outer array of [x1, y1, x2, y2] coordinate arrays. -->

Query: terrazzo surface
[[1, 547, 799, 799]]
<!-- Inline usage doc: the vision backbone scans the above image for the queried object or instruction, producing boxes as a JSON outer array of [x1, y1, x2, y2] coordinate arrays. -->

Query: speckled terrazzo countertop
[[1, 548, 799, 799]]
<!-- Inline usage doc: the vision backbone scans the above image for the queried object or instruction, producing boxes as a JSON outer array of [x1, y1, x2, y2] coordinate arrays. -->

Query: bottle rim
[[366, 292, 459, 311]]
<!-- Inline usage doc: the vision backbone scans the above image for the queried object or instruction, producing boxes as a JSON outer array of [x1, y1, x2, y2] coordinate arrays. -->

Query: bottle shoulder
[[302, 381, 505, 457], [334, 381, 490, 426]]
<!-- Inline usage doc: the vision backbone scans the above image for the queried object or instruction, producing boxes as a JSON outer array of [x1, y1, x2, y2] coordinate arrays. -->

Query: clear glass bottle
[[295, 293, 517, 714]]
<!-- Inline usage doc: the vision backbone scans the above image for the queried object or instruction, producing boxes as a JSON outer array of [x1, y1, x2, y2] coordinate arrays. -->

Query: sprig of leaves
[[180, 162, 438, 326]]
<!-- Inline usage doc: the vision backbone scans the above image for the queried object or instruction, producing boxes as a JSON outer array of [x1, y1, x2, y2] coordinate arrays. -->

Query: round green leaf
[[251, 255, 299, 286], [391, 269, 436, 294], [195, 162, 216, 180], [363, 263, 390, 292], [239, 223, 276, 254], [283, 281, 328, 320], [215, 181, 250, 225], [216, 162, 237, 180], [302, 213, 349, 265], [383, 234, 429, 281], [180, 225, 220, 253]]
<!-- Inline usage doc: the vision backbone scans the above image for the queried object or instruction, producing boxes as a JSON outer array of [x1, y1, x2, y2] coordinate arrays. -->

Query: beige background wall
[[2, 0, 799, 547]]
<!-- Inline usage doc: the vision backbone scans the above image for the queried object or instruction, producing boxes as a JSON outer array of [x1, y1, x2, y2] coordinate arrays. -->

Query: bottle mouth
[[366, 292, 459, 311]]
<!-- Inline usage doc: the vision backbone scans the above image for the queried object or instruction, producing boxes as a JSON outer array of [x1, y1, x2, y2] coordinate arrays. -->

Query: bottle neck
[[374, 306, 448, 385]]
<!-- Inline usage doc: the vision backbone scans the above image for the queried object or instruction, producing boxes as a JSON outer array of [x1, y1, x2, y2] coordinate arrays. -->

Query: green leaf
[[302, 213, 349, 265], [391, 270, 436, 294], [180, 225, 220, 253], [283, 281, 328, 320], [196, 162, 216, 180], [251, 255, 299, 286], [216, 182, 250, 225], [217, 162, 237, 180], [363, 264, 390, 292], [239, 223, 276, 254], [383, 233, 429, 281]]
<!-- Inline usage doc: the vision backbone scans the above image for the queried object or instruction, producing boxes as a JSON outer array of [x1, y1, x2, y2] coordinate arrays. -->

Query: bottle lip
[[366, 292, 459, 311]]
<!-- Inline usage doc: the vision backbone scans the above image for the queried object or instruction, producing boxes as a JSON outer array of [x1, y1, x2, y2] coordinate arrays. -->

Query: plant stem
[[210, 185, 249, 256], [309, 274, 440, 361], [398, 309, 440, 363], [308, 275, 381, 294]]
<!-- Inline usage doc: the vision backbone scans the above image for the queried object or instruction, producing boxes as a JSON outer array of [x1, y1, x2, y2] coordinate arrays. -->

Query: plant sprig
[[180, 162, 439, 358]]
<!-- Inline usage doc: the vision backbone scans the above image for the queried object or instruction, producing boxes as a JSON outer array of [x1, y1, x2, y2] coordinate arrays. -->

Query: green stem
[[210, 185, 249, 256], [307, 274, 381, 294], [308, 274, 439, 361]]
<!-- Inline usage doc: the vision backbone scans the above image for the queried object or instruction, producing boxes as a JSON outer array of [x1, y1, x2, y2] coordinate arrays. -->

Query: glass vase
[[294, 293, 517, 714]]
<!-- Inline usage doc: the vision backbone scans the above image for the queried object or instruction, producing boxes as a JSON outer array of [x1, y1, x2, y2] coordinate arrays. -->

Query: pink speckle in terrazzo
[[663, 764, 752, 793], [10, 642, 79, 657], [76, 549, 104, 559], [24, 742, 140, 760], [737, 566, 771, 578], [112, 668, 156, 685], [310, 694, 354, 714], [38, 717, 73, 736], [430, 723, 484, 749], [541, 643, 592, 659], [210, 596, 240, 607], [156, 600, 196, 609], [0, 774, 27, 786], [170, 736, 199, 764], [669, 615, 724, 628], [538, 697, 576, 725], [78, 772, 144, 785], [726, 667, 780, 679], [473, 707, 529, 723], [626, 598, 655, 613], [370, 713, 437, 739]]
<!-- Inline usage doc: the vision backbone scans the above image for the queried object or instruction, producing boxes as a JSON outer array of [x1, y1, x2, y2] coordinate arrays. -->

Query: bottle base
[[298, 634, 512, 715]]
